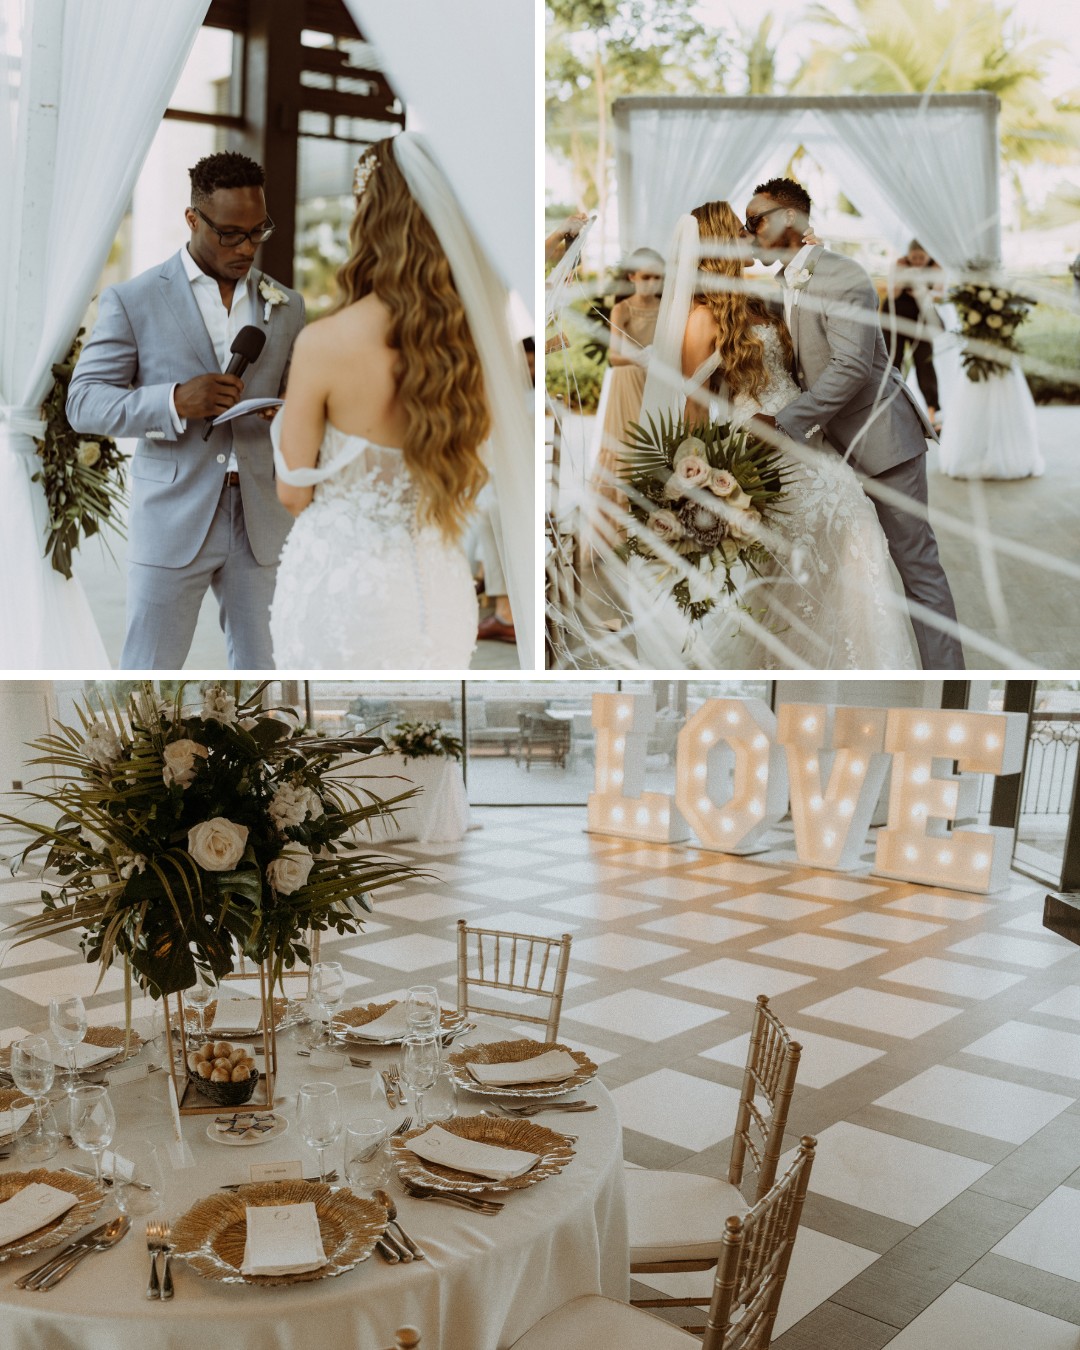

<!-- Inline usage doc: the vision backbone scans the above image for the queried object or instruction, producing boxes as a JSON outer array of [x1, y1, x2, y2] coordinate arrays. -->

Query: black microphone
[[201, 325, 267, 441]]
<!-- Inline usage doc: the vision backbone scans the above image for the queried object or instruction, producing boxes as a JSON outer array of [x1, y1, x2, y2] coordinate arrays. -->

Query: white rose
[[989, 298, 1004, 311], [81, 720, 122, 768], [986, 314, 1003, 330], [202, 685, 238, 725], [728, 506, 763, 542], [188, 818, 249, 872], [269, 782, 322, 829], [162, 738, 209, 788], [648, 509, 683, 543], [76, 440, 101, 468], [266, 844, 314, 896], [674, 454, 711, 488]]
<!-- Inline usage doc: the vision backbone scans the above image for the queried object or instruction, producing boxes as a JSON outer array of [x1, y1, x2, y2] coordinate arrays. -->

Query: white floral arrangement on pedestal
[[387, 720, 464, 764]]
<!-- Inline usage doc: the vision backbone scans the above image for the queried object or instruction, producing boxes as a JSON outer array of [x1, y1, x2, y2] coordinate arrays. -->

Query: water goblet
[[10, 1035, 59, 1162], [110, 1140, 166, 1219], [69, 1084, 117, 1188], [343, 1118, 391, 1197], [49, 994, 88, 1094], [297, 1081, 341, 1183], [401, 1034, 440, 1130], [185, 972, 213, 1039], [424, 1062, 458, 1124], [310, 962, 345, 1045], [405, 985, 440, 1038]]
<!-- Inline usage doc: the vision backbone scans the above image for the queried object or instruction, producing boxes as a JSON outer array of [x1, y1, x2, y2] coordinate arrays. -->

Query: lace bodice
[[730, 324, 799, 423], [274, 419, 420, 531]]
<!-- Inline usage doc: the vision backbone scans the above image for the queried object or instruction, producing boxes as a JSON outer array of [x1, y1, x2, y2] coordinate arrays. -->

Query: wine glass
[[405, 985, 440, 1038], [310, 962, 345, 1045], [297, 1081, 341, 1183], [185, 971, 213, 1040], [401, 1034, 440, 1129], [49, 995, 88, 1094], [10, 1035, 59, 1162], [69, 1085, 116, 1187], [343, 1118, 390, 1196], [110, 1139, 166, 1218]]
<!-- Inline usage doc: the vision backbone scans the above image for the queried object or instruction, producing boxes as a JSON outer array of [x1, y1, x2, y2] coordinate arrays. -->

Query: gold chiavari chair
[[507, 1137, 817, 1350], [455, 919, 572, 1041]]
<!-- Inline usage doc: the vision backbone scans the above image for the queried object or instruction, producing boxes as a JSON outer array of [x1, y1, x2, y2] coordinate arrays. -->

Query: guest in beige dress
[[589, 248, 664, 523]]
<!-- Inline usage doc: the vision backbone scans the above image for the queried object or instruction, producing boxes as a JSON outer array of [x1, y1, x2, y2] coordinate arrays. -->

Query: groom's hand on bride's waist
[[174, 373, 245, 421]]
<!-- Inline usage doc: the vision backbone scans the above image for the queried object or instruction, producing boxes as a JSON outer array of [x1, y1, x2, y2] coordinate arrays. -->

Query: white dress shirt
[[781, 241, 816, 329], [169, 246, 253, 472]]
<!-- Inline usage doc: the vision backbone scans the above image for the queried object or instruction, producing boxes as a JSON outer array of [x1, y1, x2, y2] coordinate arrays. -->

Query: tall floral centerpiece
[[1, 684, 423, 1004]]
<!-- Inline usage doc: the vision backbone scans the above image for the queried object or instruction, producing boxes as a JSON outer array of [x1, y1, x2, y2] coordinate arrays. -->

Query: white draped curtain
[[614, 94, 1001, 268], [0, 0, 209, 669]]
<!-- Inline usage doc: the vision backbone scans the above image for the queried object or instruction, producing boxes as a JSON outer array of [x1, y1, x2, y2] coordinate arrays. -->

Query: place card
[[101, 1150, 135, 1182], [249, 1159, 303, 1183], [165, 1076, 194, 1168], [0, 1183, 78, 1246], [306, 1049, 346, 1070]]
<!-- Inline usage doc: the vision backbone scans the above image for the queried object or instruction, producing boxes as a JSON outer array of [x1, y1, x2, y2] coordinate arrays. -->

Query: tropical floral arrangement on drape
[[948, 271, 1033, 382], [33, 329, 127, 578], [1, 683, 424, 998], [387, 721, 464, 763]]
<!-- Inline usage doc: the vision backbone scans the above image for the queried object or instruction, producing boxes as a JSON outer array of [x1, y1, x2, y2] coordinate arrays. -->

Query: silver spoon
[[373, 1188, 424, 1260], [29, 1215, 130, 1291]]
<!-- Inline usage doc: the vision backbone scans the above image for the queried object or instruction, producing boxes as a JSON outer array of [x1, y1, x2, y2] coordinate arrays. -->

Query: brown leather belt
[[224, 471, 241, 487]]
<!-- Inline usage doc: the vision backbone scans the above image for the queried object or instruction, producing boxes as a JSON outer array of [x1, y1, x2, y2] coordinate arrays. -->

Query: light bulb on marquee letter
[[675, 698, 787, 854], [587, 693, 688, 843], [778, 705, 890, 871], [874, 708, 1026, 893]]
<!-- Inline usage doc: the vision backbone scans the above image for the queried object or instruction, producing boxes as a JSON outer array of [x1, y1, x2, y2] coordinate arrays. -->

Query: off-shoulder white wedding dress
[[269, 420, 478, 668], [631, 324, 918, 669]]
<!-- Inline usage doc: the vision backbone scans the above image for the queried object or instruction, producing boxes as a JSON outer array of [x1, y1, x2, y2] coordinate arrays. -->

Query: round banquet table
[[337, 754, 470, 844], [0, 1027, 627, 1350]]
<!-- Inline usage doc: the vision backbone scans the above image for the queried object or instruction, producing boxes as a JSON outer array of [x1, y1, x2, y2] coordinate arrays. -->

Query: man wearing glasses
[[68, 152, 304, 669]]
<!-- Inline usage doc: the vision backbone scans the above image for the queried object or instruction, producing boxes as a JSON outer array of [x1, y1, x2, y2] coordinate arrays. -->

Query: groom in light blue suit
[[68, 152, 305, 669]]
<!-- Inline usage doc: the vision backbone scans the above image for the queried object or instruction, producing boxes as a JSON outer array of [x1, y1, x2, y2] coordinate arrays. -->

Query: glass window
[[1013, 680, 1080, 884]]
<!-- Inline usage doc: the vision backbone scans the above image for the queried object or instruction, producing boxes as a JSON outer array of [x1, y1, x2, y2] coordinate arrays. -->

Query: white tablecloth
[[342, 755, 471, 844], [0, 1030, 627, 1350]]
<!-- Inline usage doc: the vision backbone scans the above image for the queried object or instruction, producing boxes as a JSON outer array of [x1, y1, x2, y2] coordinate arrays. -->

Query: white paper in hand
[[0, 1183, 78, 1246], [241, 1202, 327, 1276], [467, 1049, 578, 1087], [407, 1125, 539, 1181], [211, 397, 284, 426]]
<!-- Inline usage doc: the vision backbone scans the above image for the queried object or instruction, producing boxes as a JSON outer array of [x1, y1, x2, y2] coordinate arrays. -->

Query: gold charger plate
[[0, 1168, 105, 1262], [447, 1039, 597, 1100], [198, 998, 289, 1039], [332, 1001, 461, 1045], [0, 1087, 34, 1146], [171, 1180, 385, 1286], [391, 1114, 575, 1195]]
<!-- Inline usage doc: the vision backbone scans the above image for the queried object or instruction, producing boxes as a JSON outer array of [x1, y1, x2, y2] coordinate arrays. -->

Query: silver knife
[[14, 1221, 115, 1289]]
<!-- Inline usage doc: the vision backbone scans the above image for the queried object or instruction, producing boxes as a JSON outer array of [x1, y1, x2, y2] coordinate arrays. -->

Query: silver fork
[[158, 1221, 174, 1300], [386, 1063, 403, 1109], [390, 1115, 413, 1137], [145, 1220, 164, 1299]]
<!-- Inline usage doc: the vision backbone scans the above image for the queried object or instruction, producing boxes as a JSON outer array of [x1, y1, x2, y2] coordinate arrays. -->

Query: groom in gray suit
[[68, 152, 305, 669], [745, 177, 964, 671]]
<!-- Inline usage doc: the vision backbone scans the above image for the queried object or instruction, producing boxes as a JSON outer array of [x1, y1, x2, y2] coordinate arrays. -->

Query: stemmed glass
[[405, 985, 440, 1038], [297, 1081, 342, 1183], [401, 1034, 440, 1130], [69, 1085, 116, 1188], [310, 962, 345, 1045], [49, 995, 88, 1094], [10, 1035, 59, 1162], [185, 971, 213, 1040]]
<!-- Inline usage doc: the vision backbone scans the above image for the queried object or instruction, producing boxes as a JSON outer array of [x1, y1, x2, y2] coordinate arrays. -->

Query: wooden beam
[[204, 0, 249, 31], [299, 86, 404, 125]]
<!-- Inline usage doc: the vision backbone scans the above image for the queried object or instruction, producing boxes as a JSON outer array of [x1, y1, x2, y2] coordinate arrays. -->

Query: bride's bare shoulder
[[302, 294, 392, 351], [685, 303, 718, 337]]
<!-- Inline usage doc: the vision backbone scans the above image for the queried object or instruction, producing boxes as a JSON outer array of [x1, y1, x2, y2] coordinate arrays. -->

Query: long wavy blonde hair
[[335, 136, 489, 540], [690, 200, 793, 401]]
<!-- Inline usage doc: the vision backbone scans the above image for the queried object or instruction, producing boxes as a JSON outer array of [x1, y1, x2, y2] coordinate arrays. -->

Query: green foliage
[[948, 270, 1034, 382], [387, 721, 464, 763], [1019, 295, 1080, 403], [33, 330, 127, 579]]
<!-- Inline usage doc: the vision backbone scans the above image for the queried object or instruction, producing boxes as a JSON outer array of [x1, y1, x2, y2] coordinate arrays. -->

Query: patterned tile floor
[[4, 805, 1080, 1346]]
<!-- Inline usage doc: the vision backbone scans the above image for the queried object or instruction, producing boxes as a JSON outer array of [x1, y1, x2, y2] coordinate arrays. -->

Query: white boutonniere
[[258, 277, 289, 324], [790, 259, 817, 292]]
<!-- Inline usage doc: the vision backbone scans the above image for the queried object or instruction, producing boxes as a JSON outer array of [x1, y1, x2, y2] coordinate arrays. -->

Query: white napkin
[[43, 1040, 119, 1071], [0, 1183, 78, 1246], [340, 1003, 410, 1043], [240, 1202, 327, 1276], [0, 1104, 34, 1143], [209, 998, 263, 1034], [467, 1049, 578, 1087], [407, 1125, 539, 1181]]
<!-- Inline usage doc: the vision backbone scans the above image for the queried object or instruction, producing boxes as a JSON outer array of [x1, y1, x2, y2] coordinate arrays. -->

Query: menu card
[[241, 1203, 327, 1276], [467, 1049, 578, 1087], [0, 1183, 78, 1246], [407, 1125, 539, 1181]]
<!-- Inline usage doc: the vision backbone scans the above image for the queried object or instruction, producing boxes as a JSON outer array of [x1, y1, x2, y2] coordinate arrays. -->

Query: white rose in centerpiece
[[648, 509, 683, 544], [188, 818, 249, 872], [269, 781, 322, 829], [162, 738, 209, 788], [202, 685, 238, 725], [76, 441, 101, 468], [81, 720, 122, 768], [266, 843, 314, 895], [674, 454, 711, 488]]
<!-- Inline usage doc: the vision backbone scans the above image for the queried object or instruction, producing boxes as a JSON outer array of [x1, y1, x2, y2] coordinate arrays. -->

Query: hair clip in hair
[[353, 152, 379, 199]]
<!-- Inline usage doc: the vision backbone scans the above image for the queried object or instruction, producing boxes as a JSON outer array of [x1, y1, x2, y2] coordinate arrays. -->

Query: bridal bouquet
[[948, 273, 1033, 382], [387, 720, 464, 764], [1, 683, 424, 997], [620, 411, 790, 621], [34, 329, 127, 579]]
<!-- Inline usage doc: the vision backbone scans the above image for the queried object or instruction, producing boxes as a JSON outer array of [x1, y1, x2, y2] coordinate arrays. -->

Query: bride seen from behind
[[269, 134, 493, 669], [632, 199, 917, 670]]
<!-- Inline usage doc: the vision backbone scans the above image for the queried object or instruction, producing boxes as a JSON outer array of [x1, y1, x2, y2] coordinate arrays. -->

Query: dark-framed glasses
[[193, 206, 275, 248], [745, 205, 784, 234]]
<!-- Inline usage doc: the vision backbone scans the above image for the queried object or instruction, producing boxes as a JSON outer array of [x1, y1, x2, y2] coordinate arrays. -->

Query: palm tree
[[792, 0, 1080, 176]]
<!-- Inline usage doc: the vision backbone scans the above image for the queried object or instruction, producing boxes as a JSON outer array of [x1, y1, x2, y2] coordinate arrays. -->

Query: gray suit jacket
[[67, 250, 305, 568], [774, 247, 935, 478]]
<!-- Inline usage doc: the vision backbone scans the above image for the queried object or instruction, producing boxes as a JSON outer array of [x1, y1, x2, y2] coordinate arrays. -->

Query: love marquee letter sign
[[587, 694, 1027, 894]]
